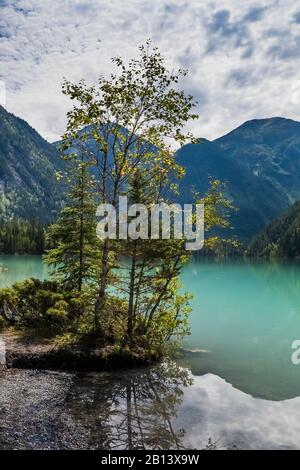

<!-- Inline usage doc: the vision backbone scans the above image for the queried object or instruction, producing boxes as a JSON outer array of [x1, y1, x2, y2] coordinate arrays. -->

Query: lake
[[1, 255, 300, 449]]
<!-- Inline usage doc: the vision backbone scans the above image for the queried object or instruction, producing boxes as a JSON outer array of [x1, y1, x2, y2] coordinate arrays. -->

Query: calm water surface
[[0, 255, 47, 287], [1, 255, 300, 449], [181, 258, 300, 400]]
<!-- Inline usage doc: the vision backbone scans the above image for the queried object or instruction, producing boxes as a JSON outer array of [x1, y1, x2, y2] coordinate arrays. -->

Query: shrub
[[0, 278, 84, 331]]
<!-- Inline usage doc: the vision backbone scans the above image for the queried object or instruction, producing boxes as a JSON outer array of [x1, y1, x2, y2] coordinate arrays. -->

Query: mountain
[[0, 106, 65, 222], [1, 106, 300, 240], [177, 117, 300, 240], [247, 200, 300, 258]]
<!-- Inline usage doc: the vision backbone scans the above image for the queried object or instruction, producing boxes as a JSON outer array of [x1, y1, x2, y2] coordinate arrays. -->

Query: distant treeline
[[247, 200, 300, 258], [0, 219, 46, 254]]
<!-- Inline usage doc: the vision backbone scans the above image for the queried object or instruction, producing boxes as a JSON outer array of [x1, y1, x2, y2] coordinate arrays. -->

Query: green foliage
[[2, 44, 235, 361], [0, 278, 85, 331], [0, 105, 66, 222], [45, 300, 69, 327], [247, 200, 300, 258], [44, 160, 101, 291], [194, 179, 240, 255], [61, 41, 199, 348], [0, 218, 46, 254]]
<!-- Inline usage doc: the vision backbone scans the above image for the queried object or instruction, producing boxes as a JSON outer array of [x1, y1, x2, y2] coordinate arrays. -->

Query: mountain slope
[[247, 201, 300, 257], [216, 117, 300, 204], [0, 106, 65, 222], [177, 117, 300, 240], [1, 107, 299, 240]]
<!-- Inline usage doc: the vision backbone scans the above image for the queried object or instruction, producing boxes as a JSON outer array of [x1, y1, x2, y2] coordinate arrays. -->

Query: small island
[[0, 44, 231, 370]]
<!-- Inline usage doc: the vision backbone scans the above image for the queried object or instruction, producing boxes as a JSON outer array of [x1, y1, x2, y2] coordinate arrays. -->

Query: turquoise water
[[182, 258, 300, 400], [1, 255, 300, 400], [2, 255, 300, 448], [0, 255, 48, 287]]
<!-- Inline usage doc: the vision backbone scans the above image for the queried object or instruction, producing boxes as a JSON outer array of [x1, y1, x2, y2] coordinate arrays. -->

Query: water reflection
[[65, 363, 300, 450], [65, 362, 192, 450], [182, 258, 300, 400], [177, 373, 300, 450], [2, 364, 300, 449]]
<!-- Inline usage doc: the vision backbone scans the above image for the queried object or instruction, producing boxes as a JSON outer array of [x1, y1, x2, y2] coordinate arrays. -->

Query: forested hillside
[[0, 106, 65, 222], [177, 118, 300, 241], [247, 201, 300, 258], [0, 219, 46, 254]]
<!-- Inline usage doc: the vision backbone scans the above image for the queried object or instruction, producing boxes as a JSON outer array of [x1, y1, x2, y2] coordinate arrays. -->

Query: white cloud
[[1, 0, 300, 142], [176, 373, 300, 449]]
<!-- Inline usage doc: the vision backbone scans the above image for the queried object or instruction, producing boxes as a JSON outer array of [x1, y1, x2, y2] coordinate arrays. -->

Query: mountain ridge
[[0, 105, 65, 222], [177, 116, 300, 240], [1, 105, 300, 240]]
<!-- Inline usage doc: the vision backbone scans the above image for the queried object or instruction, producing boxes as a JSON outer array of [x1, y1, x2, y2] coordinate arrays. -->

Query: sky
[[1, 0, 300, 142]]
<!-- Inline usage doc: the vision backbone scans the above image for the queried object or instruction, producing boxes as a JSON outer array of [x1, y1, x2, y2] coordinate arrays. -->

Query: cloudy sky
[[1, 0, 300, 142]]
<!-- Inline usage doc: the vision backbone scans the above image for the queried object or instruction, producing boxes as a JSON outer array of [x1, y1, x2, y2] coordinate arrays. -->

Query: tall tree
[[115, 168, 189, 349], [45, 160, 100, 292], [115, 173, 235, 349], [61, 41, 198, 332], [59, 43, 234, 350]]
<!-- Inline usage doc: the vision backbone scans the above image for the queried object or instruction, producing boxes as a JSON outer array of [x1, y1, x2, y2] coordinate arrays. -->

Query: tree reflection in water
[[65, 361, 192, 449]]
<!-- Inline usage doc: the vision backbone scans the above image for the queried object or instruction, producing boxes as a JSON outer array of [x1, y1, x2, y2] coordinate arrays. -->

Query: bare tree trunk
[[78, 174, 84, 292], [94, 237, 110, 333], [127, 241, 137, 347], [126, 383, 133, 450], [146, 257, 180, 328]]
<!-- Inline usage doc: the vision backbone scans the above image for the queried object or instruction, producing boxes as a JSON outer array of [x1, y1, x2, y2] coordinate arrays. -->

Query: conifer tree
[[61, 41, 198, 332], [59, 42, 234, 349], [45, 160, 100, 292]]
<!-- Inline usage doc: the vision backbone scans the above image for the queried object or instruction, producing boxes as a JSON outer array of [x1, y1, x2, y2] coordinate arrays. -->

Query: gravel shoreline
[[0, 368, 89, 449], [0, 331, 181, 450]]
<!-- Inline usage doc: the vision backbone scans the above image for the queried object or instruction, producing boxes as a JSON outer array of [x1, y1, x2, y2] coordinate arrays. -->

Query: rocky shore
[[0, 368, 79, 449], [0, 331, 159, 449]]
